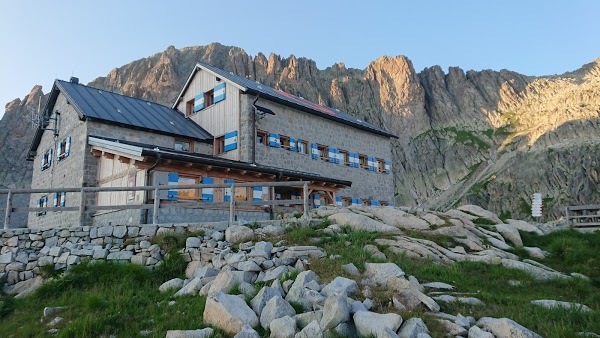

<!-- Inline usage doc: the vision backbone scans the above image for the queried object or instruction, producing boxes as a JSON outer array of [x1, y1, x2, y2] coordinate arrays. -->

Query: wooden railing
[[565, 204, 600, 228], [1, 181, 310, 229]]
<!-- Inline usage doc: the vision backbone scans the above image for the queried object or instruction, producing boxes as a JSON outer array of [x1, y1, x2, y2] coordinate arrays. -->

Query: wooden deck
[[565, 205, 600, 228]]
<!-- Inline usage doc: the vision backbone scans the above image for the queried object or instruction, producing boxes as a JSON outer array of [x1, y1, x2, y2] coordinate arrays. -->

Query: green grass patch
[[0, 261, 220, 337], [445, 127, 490, 150], [152, 229, 204, 253]]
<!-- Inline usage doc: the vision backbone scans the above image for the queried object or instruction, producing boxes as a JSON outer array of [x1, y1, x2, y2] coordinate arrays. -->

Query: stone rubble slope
[[1, 204, 594, 337]]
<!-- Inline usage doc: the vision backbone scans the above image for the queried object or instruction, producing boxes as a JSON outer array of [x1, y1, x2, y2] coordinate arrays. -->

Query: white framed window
[[57, 136, 72, 161], [41, 148, 53, 170]]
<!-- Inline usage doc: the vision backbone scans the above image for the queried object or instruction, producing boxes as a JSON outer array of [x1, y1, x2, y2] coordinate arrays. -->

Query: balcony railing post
[[78, 188, 86, 227], [4, 190, 13, 229], [153, 183, 160, 225], [303, 182, 308, 218]]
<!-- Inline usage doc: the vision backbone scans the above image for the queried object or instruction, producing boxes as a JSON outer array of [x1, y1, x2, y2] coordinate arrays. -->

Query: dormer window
[[175, 140, 192, 152]]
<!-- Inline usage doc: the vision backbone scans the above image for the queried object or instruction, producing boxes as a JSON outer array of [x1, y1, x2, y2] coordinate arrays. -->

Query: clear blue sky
[[1, 0, 599, 118]]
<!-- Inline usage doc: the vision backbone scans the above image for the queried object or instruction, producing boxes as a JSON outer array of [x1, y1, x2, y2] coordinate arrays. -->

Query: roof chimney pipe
[[70, 77, 79, 84]]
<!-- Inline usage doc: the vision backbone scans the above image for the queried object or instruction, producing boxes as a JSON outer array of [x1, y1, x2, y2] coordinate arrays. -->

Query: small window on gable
[[204, 89, 215, 107], [41, 148, 53, 170], [317, 144, 328, 161], [339, 150, 349, 166], [377, 158, 385, 173], [256, 130, 268, 146], [359, 154, 368, 170], [361, 198, 371, 206], [214, 135, 225, 155], [186, 99, 194, 117], [341, 197, 352, 207], [380, 201, 389, 206], [280, 135, 290, 150], [57, 136, 71, 161], [175, 140, 192, 152]]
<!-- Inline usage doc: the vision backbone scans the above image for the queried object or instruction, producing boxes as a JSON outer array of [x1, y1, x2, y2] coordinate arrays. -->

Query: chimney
[[70, 77, 79, 84]]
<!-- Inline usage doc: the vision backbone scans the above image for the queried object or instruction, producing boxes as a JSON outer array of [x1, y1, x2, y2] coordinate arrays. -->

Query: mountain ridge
[[2, 42, 599, 220]]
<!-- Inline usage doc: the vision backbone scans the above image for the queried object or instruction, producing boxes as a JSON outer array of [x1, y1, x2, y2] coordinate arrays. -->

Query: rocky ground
[[4, 204, 598, 337]]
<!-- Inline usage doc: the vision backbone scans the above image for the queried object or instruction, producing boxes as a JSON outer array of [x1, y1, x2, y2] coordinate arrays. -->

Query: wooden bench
[[565, 205, 600, 228]]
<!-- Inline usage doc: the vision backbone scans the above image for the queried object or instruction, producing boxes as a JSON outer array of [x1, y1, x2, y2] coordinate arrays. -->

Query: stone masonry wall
[[249, 97, 395, 202], [0, 220, 280, 289], [29, 94, 88, 228]]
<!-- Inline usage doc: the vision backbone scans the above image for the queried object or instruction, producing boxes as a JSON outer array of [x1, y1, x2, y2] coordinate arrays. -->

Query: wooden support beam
[[91, 149, 103, 157]]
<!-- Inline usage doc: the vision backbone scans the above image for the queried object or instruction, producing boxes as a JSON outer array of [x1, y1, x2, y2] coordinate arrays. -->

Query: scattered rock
[[476, 317, 542, 338], [342, 263, 360, 276], [260, 296, 296, 329], [397, 317, 429, 338], [165, 328, 214, 338], [531, 299, 592, 312], [294, 319, 323, 338], [364, 263, 405, 285], [203, 292, 259, 335], [269, 315, 296, 338], [320, 294, 350, 330], [328, 213, 401, 234], [226, 225, 255, 243], [354, 311, 403, 337], [458, 205, 502, 224], [321, 276, 359, 297], [468, 325, 494, 338], [436, 319, 467, 336], [495, 224, 523, 247], [159, 278, 184, 292], [43, 306, 66, 318], [234, 324, 260, 338]]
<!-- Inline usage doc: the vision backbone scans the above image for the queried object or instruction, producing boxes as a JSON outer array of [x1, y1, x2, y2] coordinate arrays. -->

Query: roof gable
[[175, 62, 397, 138]]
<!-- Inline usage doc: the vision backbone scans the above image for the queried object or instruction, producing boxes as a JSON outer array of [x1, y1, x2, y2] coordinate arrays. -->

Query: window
[[280, 135, 290, 150], [57, 136, 71, 161], [318, 144, 328, 161], [54, 192, 66, 207], [204, 89, 214, 107], [359, 154, 368, 170], [362, 198, 371, 206], [339, 150, 349, 166], [37, 195, 48, 216], [186, 99, 194, 117], [175, 140, 192, 152], [380, 201, 389, 206], [178, 176, 199, 200], [235, 186, 249, 202], [299, 140, 308, 154], [377, 158, 385, 173], [41, 148, 52, 170], [214, 135, 225, 155], [256, 130, 268, 146], [341, 197, 352, 207]]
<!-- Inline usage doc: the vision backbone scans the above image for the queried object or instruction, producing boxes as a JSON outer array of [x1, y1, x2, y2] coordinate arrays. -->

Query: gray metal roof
[[56, 80, 212, 141], [192, 62, 397, 138]]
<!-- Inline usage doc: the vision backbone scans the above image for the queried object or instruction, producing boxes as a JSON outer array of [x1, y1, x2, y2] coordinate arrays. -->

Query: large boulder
[[260, 296, 296, 329], [320, 294, 350, 330], [160, 278, 184, 293], [269, 315, 296, 338], [458, 205, 502, 224], [507, 219, 544, 235], [327, 213, 401, 234], [320, 276, 359, 297], [251, 286, 283, 315], [353, 311, 403, 337], [226, 225, 255, 243], [476, 317, 542, 338], [234, 324, 260, 338], [530, 299, 591, 312], [368, 207, 431, 230], [495, 224, 523, 247], [364, 263, 405, 285], [294, 320, 323, 338], [165, 328, 214, 338], [397, 317, 429, 338], [203, 292, 259, 335]]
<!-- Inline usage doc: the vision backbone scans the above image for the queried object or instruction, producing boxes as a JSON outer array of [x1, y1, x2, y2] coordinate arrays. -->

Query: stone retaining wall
[[0, 220, 281, 289]]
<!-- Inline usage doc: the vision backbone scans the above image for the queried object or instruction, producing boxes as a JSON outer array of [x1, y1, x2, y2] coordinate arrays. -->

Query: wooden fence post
[[153, 183, 160, 225], [229, 183, 235, 225], [303, 182, 308, 218], [4, 191, 12, 229], [78, 188, 86, 227]]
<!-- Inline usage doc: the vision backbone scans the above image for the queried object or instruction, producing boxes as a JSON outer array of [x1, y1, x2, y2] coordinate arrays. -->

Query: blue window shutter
[[275, 134, 281, 148], [328, 148, 335, 163], [253, 186, 263, 201], [351, 198, 358, 206], [224, 179, 235, 202], [335, 196, 342, 206], [224, 130, 238, 152], [167, 173, 179, 201], [57, 142, 63, 161], [349, 153, 355, 168], [269, 133, 278, 147], [65, 136, 71, 157], [60, 192, 66, 207], [201, 177, 214, 203], [369, 157, 376, 171], [385, 161, 391, 174], [53, 193, 59, 208], [43, 196, 48, 215], [213, 83, 226, 103], [311, 144, 319, 160], [335, 149, 341, 164], [41, 153, 46, 171], [289, 138, 296, 152], [371, 200, 380, 206], [48, 149, 53, 167], [297, 139, 303, 153], [388, 202, 395, 207], [313, 193, 321, 207], [36, 198, 41, 217], [194, 93, 205, 111]]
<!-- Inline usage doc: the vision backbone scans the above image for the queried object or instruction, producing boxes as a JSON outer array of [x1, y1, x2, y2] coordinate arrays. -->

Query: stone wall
[[251, 97, 395, 202], [0, 220, 280, 289]]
